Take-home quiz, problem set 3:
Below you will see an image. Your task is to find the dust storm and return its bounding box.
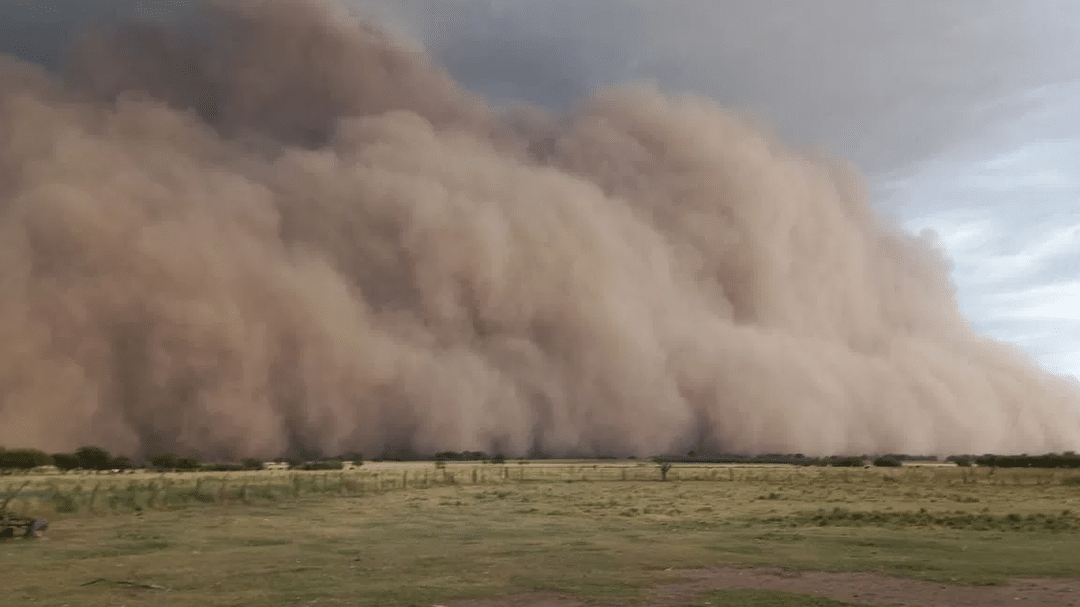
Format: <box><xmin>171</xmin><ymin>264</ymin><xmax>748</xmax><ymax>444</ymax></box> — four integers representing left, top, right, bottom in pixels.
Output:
<box><xmin>0</xmin><ymin>0</ymin><xmax>1077</xmax><ymax>460</ymax></box>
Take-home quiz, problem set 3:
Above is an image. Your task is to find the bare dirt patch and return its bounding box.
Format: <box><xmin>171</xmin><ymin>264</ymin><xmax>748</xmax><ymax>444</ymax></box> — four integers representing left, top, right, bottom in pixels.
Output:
<box><xmin>652</xmin><ymin>567</ymin><xmax>1080</xmax><ymax>606</ymax></box>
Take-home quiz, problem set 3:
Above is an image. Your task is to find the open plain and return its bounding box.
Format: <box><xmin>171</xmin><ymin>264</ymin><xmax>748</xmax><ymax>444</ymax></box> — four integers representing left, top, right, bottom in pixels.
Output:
<box><xmin>3</xmin><ymin>462</ymin><xmax>1080</xmax><ymax>606</ymax></box>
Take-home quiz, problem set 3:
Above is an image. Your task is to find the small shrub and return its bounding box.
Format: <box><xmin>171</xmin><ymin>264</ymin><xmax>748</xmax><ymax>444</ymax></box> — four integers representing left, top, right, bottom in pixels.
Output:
<box><xmin>204</xmin><ymin>463</ymin><xmax>244</xmax><ymax>472</ymax></box>
<box><xmin>175</xmin><ymin>457</ymin><xmax>201</xmax><ymax>471</ymax></box>
<box><xmin>52</xmin><ymin>453</ymin><xmax>80</xmax><ymax>472</ymax></box>
<box><xmin>75</xmin><ymin>446</ymin><xmax>112</xmax><ymax>471</ymax></box>
<box><xmin>150</xmin><ymin>454</ymin><xmax>178</xmax><ymax>471</ymax></box>
<box><xmin>301</xmin><ymin>459</ymin><xmax>343</xmax><ymax>471</ymax></box>
<box><xmin>241</xmin><ymin>458</ymin><xmax>264</xmax><ymax>470</ymax></box>
<box><xmin>0</xmin><ymin>448</ymin><xmax>53</xmax><ymax>471</ymax></box>
<box><xmin>658</xmin><ymin>462</ymin><xmax>672</xmax><ymax>481</ymax></box>
<box><xmin>111</xmin><ymin>456</ymin><xmax>133</xmax><ymax>471</ymax></box>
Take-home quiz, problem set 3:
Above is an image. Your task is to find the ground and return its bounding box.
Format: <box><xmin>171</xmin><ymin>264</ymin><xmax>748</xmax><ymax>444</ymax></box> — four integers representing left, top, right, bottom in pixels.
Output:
<box><xmin>443</xmin><ymin>568</ymin><xmax>1080</xmax><ymax>606</ymax></box>
<box><xmin>3</xmin><ymin>462</ymin><xmax>1080</xmax><ymax>605</ymax></box>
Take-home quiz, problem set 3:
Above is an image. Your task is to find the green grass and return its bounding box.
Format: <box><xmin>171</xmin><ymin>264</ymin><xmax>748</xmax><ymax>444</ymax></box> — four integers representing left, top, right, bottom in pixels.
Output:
<box><xmin>3</xmin><ymin>464</ymin><xmax>1080</xmax><ymax>605</ymax></box>
<box><xmin>686</xmin><ymin>590</ymin><xmax>873</xmax><ymax>606</ymax></box>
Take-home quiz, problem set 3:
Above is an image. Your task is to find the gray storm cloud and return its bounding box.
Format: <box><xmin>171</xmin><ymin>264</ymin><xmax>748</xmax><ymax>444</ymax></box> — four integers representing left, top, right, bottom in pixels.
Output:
<box><xmin>0</xmin><ymin>0</ymin><xmax>1078</xmax><ymax>459</ymax></box>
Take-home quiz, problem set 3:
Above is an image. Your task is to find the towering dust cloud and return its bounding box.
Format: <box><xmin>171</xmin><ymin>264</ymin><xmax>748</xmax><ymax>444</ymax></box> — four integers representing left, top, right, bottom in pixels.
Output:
<box><xmin>1</xmin><ymin>0</ymin><xmax>1078</xmax><ymax>460</ymax></box>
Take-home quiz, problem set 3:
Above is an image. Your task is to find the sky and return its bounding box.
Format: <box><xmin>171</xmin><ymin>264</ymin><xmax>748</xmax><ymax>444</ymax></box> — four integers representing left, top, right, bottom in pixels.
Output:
<box><xmin>355</xmin><ymin>0</ymin><xmax>1080</xmax><ymax>379</ymax></box>
<box><xmin>2</xmin><ymin>0</ymin><xmax>1078</xmax><ymax>379</ymax></box>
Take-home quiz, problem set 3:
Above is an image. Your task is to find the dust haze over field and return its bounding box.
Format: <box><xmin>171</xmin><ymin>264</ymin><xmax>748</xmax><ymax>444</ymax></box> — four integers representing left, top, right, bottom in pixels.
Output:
<box><xmin>0</xmin><ymin>0</ymin><xmax>1078</xmax><ymax>460</ymax></box>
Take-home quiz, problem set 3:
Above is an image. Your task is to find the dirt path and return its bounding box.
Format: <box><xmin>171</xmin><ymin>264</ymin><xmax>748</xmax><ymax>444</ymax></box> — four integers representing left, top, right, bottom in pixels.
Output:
<box><xmin>446</xmin><ymin>567</ymin><xmax>1080</xmax><ymax>607</ymax></box>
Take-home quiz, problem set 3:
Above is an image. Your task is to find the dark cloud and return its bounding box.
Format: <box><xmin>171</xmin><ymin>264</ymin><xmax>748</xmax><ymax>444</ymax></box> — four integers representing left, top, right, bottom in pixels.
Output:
<box><xmin>390</xmin><ymin>0</ymin><xmax>1080</xmax><ymax>176</ymax></box>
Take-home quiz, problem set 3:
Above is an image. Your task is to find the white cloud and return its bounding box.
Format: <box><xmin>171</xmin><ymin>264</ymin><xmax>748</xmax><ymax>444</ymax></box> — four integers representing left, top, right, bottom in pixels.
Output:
<box><xmin>990</xmin><ymin>283</ymin><xmax>1080</xmax><ymax>321</ymax></box>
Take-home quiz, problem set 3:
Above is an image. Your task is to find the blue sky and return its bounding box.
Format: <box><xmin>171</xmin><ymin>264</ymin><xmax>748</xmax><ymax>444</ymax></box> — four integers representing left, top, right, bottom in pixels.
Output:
<box><xmin>360</xmin><ymin>0</ymin><xmax>1080</xmax><ymax>379</ymax></box>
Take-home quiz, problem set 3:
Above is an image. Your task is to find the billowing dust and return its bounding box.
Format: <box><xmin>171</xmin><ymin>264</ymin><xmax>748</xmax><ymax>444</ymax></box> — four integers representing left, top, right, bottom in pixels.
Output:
<box><xmin>1</xmin><ymin>0</ymin><xmax>1077</xmax><ymax>459</ymax></box>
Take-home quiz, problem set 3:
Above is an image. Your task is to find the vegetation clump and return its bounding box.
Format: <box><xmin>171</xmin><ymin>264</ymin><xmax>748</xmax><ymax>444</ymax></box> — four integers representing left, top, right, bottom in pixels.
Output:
<box><xmin>761</xmin><ymin>507</ymin><xmax>1080</xmax><ymax>532</ymax></box>
<box><xmin>973</xmin><ymin>453</ymin><xmax>1080</xmax><ymax>469</ymax></box>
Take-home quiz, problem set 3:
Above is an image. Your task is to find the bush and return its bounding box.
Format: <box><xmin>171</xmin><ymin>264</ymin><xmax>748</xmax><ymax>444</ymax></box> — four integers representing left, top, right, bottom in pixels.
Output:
<box><xmin>274</xmin><ymin>457</ymin><xmax>301</xmax><ymax>469</ymax></box>
<box><xmin>150</xmin><ymin>454</ymin><xmax>178</xmax><ymax>470</ymax></box>
<box><xmin>241</xmin><ymin>458</ymin><xmax>264</xmax><ymax>470</ymax></box>
<box><xmin>75</xmin><ymin>446</ymin><xmax>112</xmax><ymax>471</ymax></box>
<box><xmin>434</xmin><ymin>451</ymin><xmax>489</xmax><ymax>462</ymax></box>
<box><xmin>0</xmin><ymin>448</ymin><xmax>52</xmax><ymax>471</ymax></box>
<box><xmin>52</xmin><ymin>453</ymin><xmax>80</xmax><ymax>472</ymax></box>
<box><xmin>175</xmin><ymin>457</ymin><xmax>201</xmax><ymax>471</ymax></box>
<box><xmin>301</xmin><ymin>459</ymin><xmax>344</xmax><ymax>470</ymax></box>
<box><xmin>872</xmin><ymin>456</ymin><xmax>903</xmax><ymax>467</ymax></box>
<box><xmin>205</xmin><ymin>463</ymin><xmax>244</xmax><ymax>472</ymax></box>
<box><xmin>336</xmin><ymin>452</ymin><xmax>364</xmax><ymax>465</ymax></box>
<box><xmin>111</xmin><ymin>456</ymin><xmax>133</xmax><ymax>471</ymax></box>
<box><xmin>973</xmin><ymin>453</ymin><xmax>1080</xmax><ymax>469</ymax></box>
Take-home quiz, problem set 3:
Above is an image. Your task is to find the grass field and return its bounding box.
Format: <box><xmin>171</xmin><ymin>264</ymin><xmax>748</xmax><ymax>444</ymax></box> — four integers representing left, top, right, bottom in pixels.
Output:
<box><xmin>4</xmin><ymin>462</ymin><xmax>1080</xmax><ymax>606</ymax></box>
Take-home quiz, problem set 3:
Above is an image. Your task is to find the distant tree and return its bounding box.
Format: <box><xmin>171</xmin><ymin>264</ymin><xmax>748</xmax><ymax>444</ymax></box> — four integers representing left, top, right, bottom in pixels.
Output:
<box><xmin>75</xmin><ymin>446</ymin><xmax>112</xmax><ymax>471</ymax></box>
<box><xmin>273</xmin><ymin>456</ymin><xmax>300</xmax><ymax>468</ymax></box>
<box><xmin>175</xmin><ymin>457</ymin><xmax>201</xmax><ymax>471</ymax></box>
<box><xmin>205</xmin><ymin>463</ymin><xmax>244</xmax><ymax>471</ymax></box>
<box><xmin>872</xmin><ymin>456</ymin><xmax>903</xmax><ymax>468</ymax></box>
<box><xmin>434</xmin><ymin>451</ymin><xmax>489</xmax><ymax>462</ymax></box>
<box><xmin>52</xmin><ymin>453</ymin><xmax>80</xmax><ymax>472</ymax></box>
<box><xmin>336</xmin><ymin>452</ymin><xmax>363</xmax><ymax>465</ymax></box>
<box><xmin>0</xmin><ymin>448</ymin><xmax>52</xmax><ymax>471</ymax></box>
<box><xmin>111</xmin><ymin>456</ymin><xmax>133</xmax><ymax>471</ymax></box>
<box><xmin>488</xmin><ymin>454</ymin><xmax>506</xmax><ymax>464</ymax></box>
<box><xmin>241</xmin><ymin>458</ymin><xmax>264</xmax><ymax>470</ymax></box>
<box><xmin>301</xmin><ymin>459</ymin><xmax>343</xmax><ymax>470</ymax></box>
<box><xmin>652</xmin><ymin>458</ymin><xmax>673</xmax><ymax>481</ymax></box>
<box><xmin>150</xmin><ymin>453</ymin><xmax>178</xmax><ymax>470</ymax></box>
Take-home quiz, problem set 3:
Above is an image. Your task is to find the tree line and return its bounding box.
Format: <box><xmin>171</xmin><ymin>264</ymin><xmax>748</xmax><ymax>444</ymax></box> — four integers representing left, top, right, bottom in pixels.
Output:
<box><xmin>0</xmin><ymin>446</ymin><xmax>122</xmax><ymax>473</ymax></box>
<box><xmin>0</xmin><ymin>446</ymin><xmax>511</xmax><ymax>473</ymax></box>
<box><xmin>5</xmin><ymin>445</ymin><xmax>1080</xmax><ymax>473</ymax></box>
<box><xmin>0</xmin><ymin>445</ymin><xmax>366</xmax><ymax>474</ymax></box>
<box><xmin>652</xmin><ymin>452</ymin><xmax>940</xmax><ymax>467</ymax></box>
<box><xmin>948</xmin><ymin>452</ymin><xmax>1080</xmax><ymax>469</ymax></box>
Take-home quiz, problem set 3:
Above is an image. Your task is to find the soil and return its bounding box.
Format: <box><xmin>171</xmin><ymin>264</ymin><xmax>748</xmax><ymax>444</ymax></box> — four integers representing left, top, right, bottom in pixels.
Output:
<box><xmin>444</xmin><ymin>567</ymin><xmax>1080</xmax><ymax>607</ymax></box>
<box><xmin>652</xmin><ymin>567</ymin><xmax>1080</xmax><ymax>606</ymax></box>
